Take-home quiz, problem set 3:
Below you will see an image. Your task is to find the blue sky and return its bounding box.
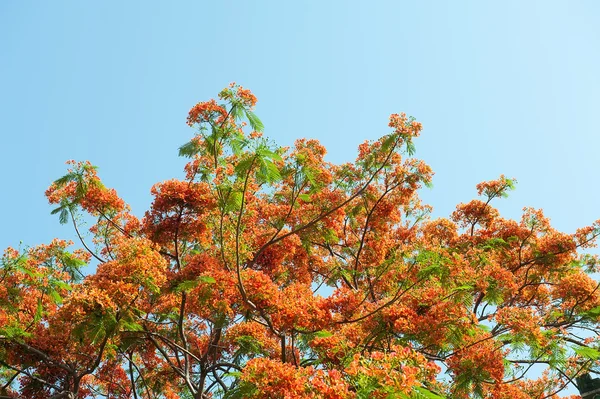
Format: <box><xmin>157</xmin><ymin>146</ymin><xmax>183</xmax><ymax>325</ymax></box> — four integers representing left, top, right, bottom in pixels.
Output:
<box><xmin>1</xmin><ymin>1</ymin><xmax>599</xmax><ymax>253</ymax></box>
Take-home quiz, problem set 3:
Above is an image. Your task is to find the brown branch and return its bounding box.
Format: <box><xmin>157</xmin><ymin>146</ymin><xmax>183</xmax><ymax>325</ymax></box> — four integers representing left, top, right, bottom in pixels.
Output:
<box><xmin>128</xmin><ymin>356</ymin><xmax>139</xmax><ymax>399</ymax></box>
<box><xmin>0</xmin><ymin>360</ymin><xmax>62</xmax><ymax>392</ymax></box>
<box><xmin>3</xmin><ymin>340</ymin><xmax>73</xmax><ymax>374</ymax></box>
<box><xmin>250</xmin><ymin>132</ymin><xmax>405</xmax><ymax>270</ymax></box>
<box><xmin>82</xmin><ymin>326</ymin><xmax>112</xmax><ymax>376</ymax></box>
<box><xmin>353</xmin><ymin>183</ymin><xmax>398</xmax><ymax>290</ymax></box>
<box><xmin>338</xmin><ymin>276</ymin><xmax>426</xmax><ymax>324</ymax></box>
<box><xmin>69</xmin><ymin>208</ymin><xmax>105</xmax><ymax>264</ymax></box>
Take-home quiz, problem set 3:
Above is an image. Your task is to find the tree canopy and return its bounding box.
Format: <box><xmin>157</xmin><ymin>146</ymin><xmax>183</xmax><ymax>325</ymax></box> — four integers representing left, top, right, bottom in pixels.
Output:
<box><xmin>2</xmin><ymin>84</ymin><xmax>600</xmax><ymax>399</ymax></box>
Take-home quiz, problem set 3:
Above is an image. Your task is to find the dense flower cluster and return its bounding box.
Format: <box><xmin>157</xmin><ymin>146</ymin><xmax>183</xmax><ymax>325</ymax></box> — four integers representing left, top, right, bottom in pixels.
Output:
<box><xmin>2</xmin><ymin>85</ymin><xmax>599</xmax><ymax>398</ymax></box>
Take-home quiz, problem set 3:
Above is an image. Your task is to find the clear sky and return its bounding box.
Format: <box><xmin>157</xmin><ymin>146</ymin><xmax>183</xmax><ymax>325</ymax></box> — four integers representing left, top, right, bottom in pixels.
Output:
<box><xmin>2</xmin><ymin>1</ymin><xmax>599</xmax><ymax>251</ymax></box>
<box><xmin>1</xmin><ymin>1</ymin><xmax>599</xmax><ymax>395</ymax></box>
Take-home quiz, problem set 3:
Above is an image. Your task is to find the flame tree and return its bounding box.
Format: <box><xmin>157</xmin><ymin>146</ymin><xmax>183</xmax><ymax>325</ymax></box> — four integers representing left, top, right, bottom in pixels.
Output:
<box><xmin>2</xmin><ymin>84</ymin><xmax>600</xmax><ymax>399</ymax></box>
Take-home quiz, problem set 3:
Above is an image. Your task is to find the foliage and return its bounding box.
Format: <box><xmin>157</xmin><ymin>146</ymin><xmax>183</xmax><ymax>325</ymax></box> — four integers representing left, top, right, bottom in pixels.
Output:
<box><xmin>1</xmin><ymin>83</ymin><xmax>600</xmax><ymax>399</ymax></box>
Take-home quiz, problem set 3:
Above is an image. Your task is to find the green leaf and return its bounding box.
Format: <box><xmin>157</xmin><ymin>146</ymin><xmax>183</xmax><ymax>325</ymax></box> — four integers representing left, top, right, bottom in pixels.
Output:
<box><xmin>61</xmin><ymin>252</ymin><xmax>87</xmax><ymax>269</ymax></box>
<box><xmin>34</xmin><ymin>297</ymin><xmax>43</xmax><ymax>322</ymax></box>
<box><xmin>224</xmin><ymin>371</ymin><xmax>242</xmax><ymax>378</ymax></box>
<box><xmin>53</xmin><ymin>172</ymin><xmax>76</xmax><ymax>187</ymax></box>
<box><xmin>59</xmin><ymin>208</ymin><xmax>69</xmax><ymax>224</ymax></box>
<box><xmin>53</xmin><ymin>280</ymin><xmax>73</xmax><ymax>291</ymax></box>
<box><xmin>225</xmin><ymin>191</ymin><xmax>243</xmax><ymax>212</ymax></box>
<box><xmin>412</xmin><ymin>387</ymin><xmax>446</xmax><ymax>399</ymax></box>
<box><xmin>245</xmin><ymin>110</ymin><xmax>264</xmax><ymax>132</ymax></box>
<box><xmin>0</xmin><ymin>324</ymin><xmax>30</xmax><ymax>339</ymax></box>
<box><xmin>323</xmin><ymin>228</ymin><xmax>339</xmax><ymax>244</ymax></box>
<box><xmin>235</xmin><ymin>156</ymin><xmax>255</xmax><ymax>177</ymax></box>
<box><xmin>205</xmin><ymin>127</ymin><xmax>226</xmax><ymax>157</ymax></box>
<box><xmin>381</xmin><ymin>134</ymin><xmax>397</xmax><ymax>152</ymax></box>
<box><xmin>120</xmin><ymin>319</ymin><xmax>144</xmax><ymax>332</ymax></box>
<box><xmin>478</xmin><ymin>323</ymin><xmax>491</xmax><ymax>333</ymax></box>
<box><xmin>198</xmin><ymin>275</ymin><xmax>216</xmax><ymax>284</ymax></box>
<box><xmin>481</xmin><ymin>238</ymin><xmax>508</xmax><ymax>251</ymax></box>
<box><xmin>454</xmin><ymin>285</ymin><xmax>474</xmax><ymax>292</ymax></box>
<box><xmin>585</xmin><ymin>306</ymin><xmax>600</xmax><ymax>318</ymax></box>
<box><xmin>234</xmin><ymin>335</ymin><xmax>265</xmax><ymax>356</ymax></box>
<box><xmin>257</xmin><ymin>159</ymin><xmax>281</xmax><ymax>183</ymax></box>
<box><xmin>231</xmin><ymin>135</ymin><xmax>249</xmax><ymax>155</ymax></box>
<box><xmin>49</xmin><ymin>290</ymin><xmax>63</xmax><ymax>305</ymax></box>
<box><xmin>314</xmin><ymin>330</ymin><xmax>333</xmax><ymax>338</ymax></box>
<box><xmin>417</xmin><ymin>263</ymin><xmax>441</xmax><ymax>279</ymax></box>
<box><xmin>178</xmin><ymin>139</ymin><xmax>202</xmax><ymax>158</ymax></box>
<box><xmin>339</xmin><ymin>268</ymin><xmax>354</xmax><ymax>284</ymax></box>
<box><xmin>256</xmin><ymin>147</ymin><xmax>282</xmax><ymax>162</ymax></box>
<box><xmin>298</xmin><ymin>193</ymin><xmax>311</xmax><ymax>202</ymax></box>
<box><xmin>231</xmin><ymin>103</ymin><xmax>246</xmax><ymax>121</ymax></box>
<box><xmin>50</xmin><ymin>206</ymin><xmax>64</xmax><ymax>215</ymax></box>
<box><xmin>175</xmin><ymin>276</ymin><xmax>215</xmax><ymax>293</ymax></box>
<box><xmin>405</xmin><ymin>140</ymin><xmax>416</xmax><ymax>156</ymax></box>
<box><xmin>175</xmin><ymin>280</ymin><xmax>200</xmax><ymax>293</ymax></box>
<box><xmin>574</xmin><ymin>346</ymin><xmax>600</xmax><ymax>360</ymax></box>
<box><xmin>16</xmin><ymin>262</ymin><xmax>41</xmax><ymax>279</ymax></box>
<box><xmin>75</xmin><ymin>179</ymin><xmax>87</xmax><ymax>198</ymax></box>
